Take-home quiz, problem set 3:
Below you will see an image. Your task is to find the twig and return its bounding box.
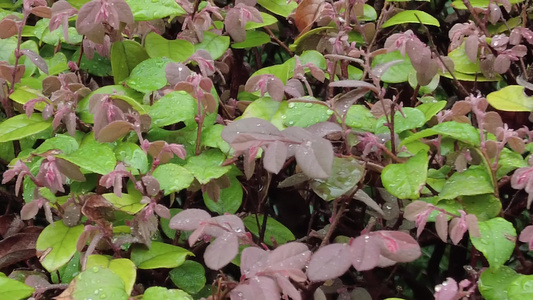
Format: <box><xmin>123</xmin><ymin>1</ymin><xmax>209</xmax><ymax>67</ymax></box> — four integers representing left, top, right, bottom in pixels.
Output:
<box><xmin>320</xmin><ymin>197</ymin><xmax>349</xmax><ymax>247</ymax></box>
<box><xmin>264</xmin><ymin>27</ymin><xmax>293</xmax><ymax>57</ymax></box>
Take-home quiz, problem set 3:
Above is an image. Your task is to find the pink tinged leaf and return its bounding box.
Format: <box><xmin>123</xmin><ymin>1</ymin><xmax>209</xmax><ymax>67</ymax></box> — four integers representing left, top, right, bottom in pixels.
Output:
<box><xmin>263</xmin><ymin>140</ymin><xmax>288</xmax><ymax>174</ymax></box>
<box><xmin>488</xmin><ymin>3</ymin><xmax>501</xmax><ymax>25</ymax></box>
<box><xmin>434</xmin><ymin>278</ymin><xmax>459</xmax><ymax>300</ymax></box>
<box><xmin>204</xmin><ymin>232</ymin><xmax>239</xmax><ymax>270</ymax></box>
<box><xmin>435</xmin><ymin>213</ymin><xmax>449</xmax><ymax>243</ymax></box>
<box><xmin>403</xmin><ymin>200</ymin><xmax>431</xmax><ymax>221</ymax></box>
<box><xmin>19</xmin><ymin>49</ymin><xmax>48</xmax><ymax>75</ymax></box>
<box><xmin>241</xmin><ymin>246</ymin><xmax>269</xmax><ymax>278</ymax></box>
<box><xmin>511</xmin><ymin>167</ymin><xmax>533</xmax><ymax>190</ymax></box>
<box><xmin>376</xmin><ymin>255</ymin><xmax>396</xmax><ymax>268</ymax></box>
<box><xmin>166</xmin><ymin>143</ymin><xmax>187</xmax><ymax>160</ymax></box>
<box><xmin>0</xmin><ymin>18</ymin><xmax>17</xmax><ymax>39</ymax></box>
<box><xmin>448</xmin><ymin>217</ymin><xmax>468</xmax><ymax>245</ymax></box>
<box><xmin>204</xmin><ymin>214</ymin><xmax>246</xmax><ymax>237</ymax></box>
<box><xmin>519</xmin><ymin>225</ymin><xmax>533</xmax><ymax>251</ymax></box>
<box><xmin>376</xmin><ymin>231</ymin><xmax>421</xmax><ymax>263</ymax></box>
<box><xmin>511</xmin><ymin>45</ymin><xmax>528</xmax><ymax>58</ymax></box>
<box><xmin>221</xmin><ymin>118</ymin><xmax>282</xmax><ymax>145</ymax></box>
<box><xmin>274</xmin><ymin>274</ymin><xmax>301</xmax><ymax>300</ymax></box>
<box><xmin>249</xmin><ymin>276</ymin><xmax>281</xmax><ymax>300</ymax></box>
<box><xmin>95</xmin><ymin>120</ymin><xmax>133</xmax><ymax>142</ymax></box>
<box><xmin>353</xmin><ymin>190</ymin><xmax>384</xmax><ymax>216</ymax></box>
<box><xmin>307</xmin><ymin>243</ymin><xmax>352</xmax><ymax>281</ymax></box>
<box><xmin>165</xmin><ymin>62</ymin><xmax>191</xmax><ymax>86</ymax></box>
<box><xmin>168</xmin><ymin>208</ymin><xmax>211</xmax><ymax>231</ymax></box>
<box><xmin>284</xmin><ymin>79</ymin><xmax>305</xmax><ymax>99</ymax></box>
<box><xmin>21</xmin><ymin>200</ymin><xmax>42</xmax><ymax>220</ymax></box>
<box><xmin>464</xmin><ymin>35</ymin><xmax>479</xmax><ymax>64</ymax></box>
<box><xmin>265</xmin><ymin>77</ymin><xmax>285</xmax><ymax>102</ymax></box>
<box><xmin>465</xmin><ymin>214</ymin><xmax>481</xmax><ymax>238</ymax></box>
<box><xmin>76</xmin><ymin>1</ymin><xmax>106</xmax><ymax>44</ymax></box>
<box><xmin>328</xmin><ymin>80</ymin><xmax>379</xmax><ymax>93</ymax></box>
<box><xmin>350</xmin><ymin>235</ymin><xmax>382</xmax><ymax>271</ymax></box>
<box><xmin>188</xmin><ymin>225</ymin><xmax>206</xmax><ymax>247</ymax></box>
<box><xmin>55</xmin><ymin>158</ymin><xmax>86</xmax><ymax>182</ymax></box>
<box><xmin>267</xmin><ymin>242</ymin><xmax>311</xmax><ymax>271</ymax></box>
<box><xmin>230</xmin><ymin>283</ymin><xmax>255</xmax><ymax>300</ymax></box>
<box><xmin>494</xmin><ymin>55</ymin><xmax>511</xmax><ymax>74</ymax></box>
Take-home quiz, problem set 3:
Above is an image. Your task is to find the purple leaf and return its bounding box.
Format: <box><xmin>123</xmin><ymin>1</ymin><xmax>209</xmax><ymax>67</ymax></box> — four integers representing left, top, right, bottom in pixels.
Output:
<box><xmin>435</xmin><ymin>213</ymin><xmax>449</xmax><ymax>243</ymax></box>
<box><xmin>221</xmin><ymin>118</ymin><xmax>282</xmax><ymax>145</ymax></box>
<box><xmin>307</xmin><ymin>243</ymin><xmax>352</xmax><ymax>281</ymax></box>
<box><xmin>263</xmin><ymin>140</ymin><xmax>288</xmax><ymax>174</ymax></box>
<box><xmin>350</xmin><ymin>234</ymin><xmax>382</xmax><ymax>271</ymax></box>
<box><xmin>204</xmin><ymin>232</ymin><xmax>239</xmax><ymax>270</ymax></box>
<box><xmin>376</xmin><ymin>231</ymin><xmax>421</xmax><ymax>263</ymax></box>
<box><xmin>95</xmin><ymin>120</ymin><xmax>133</xmax><ymax>143</ymax></box>
<box><xmin>305</xmin><ymin>122</ymin><xmax>342</xmax><ymax>138</ymax></box>
<box><xmin>241</xmin><ymin>247</ymin><xmax>269</xmax><ymax>278</ymax></box>
<box><xmin>434</xmin><ymin>278</ymin><xmax>459</xmax><ymax>300</ymax></box>
<box><xmin>519</xmin><ymin>225</ymin><xmax>533</xmax><ymax>250</ymax></box>
<box><xmin>274</xmin><ymin>274</ymin><xmax>301</xmax><ymax>300</ymax></box>
<box><xmin>266</xmin><ymin>242</ymin><xmax>311</xmax><ymax>271</ymax></box>
<box><xmin>249</xmin><ymin>276</ymin><xmax>281</xmax><ymax>300</ymax></box>
<box><xmin>328</xmin><ymin>80</ymin><xmax>379</xmax><ymax>93</ymax></box>
<box><xmin>449</xmin><ymin>214</ymin><xmax>468</xmax><ymax>245</ymax></box>
<box><xmin>230</xmin><ymin>283</ymin><xmax>255</xmax><ymax>300</ymax></box>
<box><xmin>204</xmin><ymin>215</ymin><xmax>245</xmax><ymax>237</ymax></box>
<box><xmin>19</xmin><ymin>49</ymin><xmax>48</xmax><ymax>75</ymax></box>
<box><xmin>21</xmin><ymin>200</ymin><xmax>42</xmax><ymax>220</ymax></box>
<box><xmin>169</xmin><ymin>209</ymin><xmax>211</xmax><ymax>231</ymax></box>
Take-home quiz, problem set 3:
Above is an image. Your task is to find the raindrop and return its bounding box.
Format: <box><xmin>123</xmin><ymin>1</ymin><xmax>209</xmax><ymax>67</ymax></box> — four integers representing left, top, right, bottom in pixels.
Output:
<box><xmin>304</xmin><ymin>103</ymin><xmax>312</xmax><ymax>108</ymax></box>
<box><xmin>92</xmin><ymin>266</ymin><xmax>99</xmax><ymax>273</ymax></box>
<box><xmin>288</xmin><ymin>121</ymin><xmax>294</xmax><ymax>126</ymax></box>
<box><xmin>280</xmin><ymin>115</ymin><xmax>287</xmax><ymax>119</ymax></box>
<box><xmin>288</xmin><ymin>102</ymin><xmax>296</xmax><ymax>108</ymax></box>
<box><xmin>326</xmin><ymin>109</ymin><xmax>334</xmax><ymax>115</ymax></box>
<box><xmin>99</xmin><ymin>293</ymin><xmax>107</xmax><ymax>299</ymax></box>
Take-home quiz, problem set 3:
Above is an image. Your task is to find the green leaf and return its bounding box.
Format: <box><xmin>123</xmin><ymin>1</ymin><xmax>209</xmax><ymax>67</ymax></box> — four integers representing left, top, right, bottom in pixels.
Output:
<box><xmin>507</xmin><ymin>275</ymin><xmax>533</xmax><ymax>299</ymax></box>
<box><xmin>487</xmin><ymin>85</ymin><xmax>533</xmax><ymax>112</ymax></box>
<box><xmin>169</xmin><ymin>261</ymin><xmax>206</xmax><ymax>294</ymax></box>
<box><xmin>400</xmin><ymin>121</ymin><xmax>481</xmax><ymax>146</ymax></box>
<box><xmin>451</xmin><ymin>0</ymin><xmax>524</xmax><ymax>9</ymax></box>
<box><xmin>448</xmin><ymin>42</ymin><xmax>481</xmax><ymax>74</ymax></box>
<box><xmin>126</xmin><ymin>57</ymin><xmax>172</xmax><ymax>93</ymax></box>
<box><xmin>143</xmin><ymin>287</ymin><xmax>193</xmax><ymax>300</ymax></box>
<box><xmin>35</xmin><ymin>221</ymin><xmax>84</xmax><ymax>272</ymax></box>
<box><xmin>440</xmin><ymin>70</ymin><xmax>500</xmax><ymax>82</ymax></box>
<box><xmin>130</xmin><ymin>242</ymin><xmax>192</xmax><ymax>269</ymax></box>
<box><xmin>145</xmin><ymin>32</ymin><xmax>194</xmax><ymax>62</ymax></box>
<box><xmin>497</xmin><ymin>148</ymin><xmax>528</xmax><ymax>178</ymax></box>
<box><xmin>371</xmin><ymin>50</ymin><xmax>414</xmax><ymax>83</ymax></box>
<box><xmin>111</xmin><ymin>40</ymin><xmax>149</xmax><ymax>84</ymax></box>
<box><xmin>195</xmin><ymin>31</ymin><xmax>230</xmax><ymax>60</ymax></box>
<box><xmin>232</xmin><ymin>31</ymin><xmax>270</xmax><ymax>49</ymax></box>
<box><xmin>245</xmin><ymin>12</ymin><xmax>278</xmax><ymax>30</ymax></box>
<box><xmin>416</xmin><ymin>101</ymin><xmax>447</xmax><ymax>122</ymax></box>
<box><xmin>86</xmin><ymin>255</ymin><xmax>137</xmax><ymax>295</ymax></box>
<box><xmin>310</xmin><ymin>157</ymin><xmax>365</xmax><ymax>201</ymax></box>
<box><xmin>344</xmin><ymin>105</ymin><xmax>376</xmax><ymax>132</ymax></box>
<box><xmin>382</xmin><ymin>10</ymin><xmax>440</xmax><ymax>28</ymax></box>
<box><xmin>375</xmin><ymin>107</ymin><xmax>426</xmax><ymax>134</ymax></box>
<box><xmin>381</xmin><ymin>151</ymin><xmax>428</xmax><ymax>199</ymax></box>
<box><xmin>46</xmin><ymin>52</ymin><xmax>69</xmax><ymax>75</ymax></box>
<box><xmin>148</xmin><ymin>91</ymin><xmax>197</xmax><ymax>128</ymax></box>
<box><xmin>102</xmin><ymin>193</ymin><xmax>147</xmax><ymax>214</ymax></box>
<box><xmin>289</xmin><ymin>26</ymin><xmax>334</xmax><ymax>53</ymax></box>
<box><xmin>115</xmin><ymin>142</ymin><xmax>149</xmax><ymax>175</ymax></box>
<box><xmin>201</xmin><ymin>124</ymin><xmax>231</xmax><ymax>153</ymax></box>
<box><xmin>461</xmin><ymin>194</ymin><xmax>502</xmax><ymax>221</ymax></box>
<box><xmin>34</xmin><ymin>134</ymin><xmax>79</xmax><ymax>155</ymax></box>
<box><xmin>58</xmin><ymin>252</ymin><xmax>81</xmax><ymax>284</ymax></box>
<box><xmin>160</xmin><ymin>208</ymin><xmax>182</xmax><ymax>239</ymax></box>
<box><xmin>439</xmin><ymin>165</ymin><xmax>494</xmax><ymax>200</ymax></box>
<box><xmin>153</xmin><ymin>163</ymin><xmax>195</xmax><ymax>195</ymax></box>
<box><xmin>470</xmin><ymin>217</ymin><xmax>516</xmax><ymax>268</ymax></box>
<box><xmin>78</xmin><ymin>51</ymin><xmax>112</xmax><ymax>77</ymax></box>
<box><xmin>0</xmin><ymin>37</ymin><xmax>17</xmax><ymax>62</ymax></box>
<box><xmin>185</xmin><ymin>149</ymin><xmax>232</xmax><ymax>184</ymax></box>
<box><xmin>0</xmin><ymin>114</ymin><xmax>52</xmax><ymax>143</ymax></box>
<box><xmin>241</xmin><ymin>97</ymin><xmax>281</xmax><ymax>121</ymax></box>
<box><xmin>0</xmin><ymin>274</ymin><xmax>34</xmax><ymax>300</ymax></box>
<box><xmin>257</xmin><ymin>0</ymin><xmax>298</xmax><ymax>17</ymax></box>
<box><xmin>479</xmin><ymin>266</ymin><xmax>519</xmax><ymax>300</ymax></box>
<box><xmin>125</xmin><ymin>0</ymin><xmax>186</xmax><ymax>20</ymax></box>
<box><xmin>283</xmin><ymin>101</ymin><xmax>333</xmax><ymax>127</ymax></box>
<box><xmin>58</xmin><ymin>141</ymin><xmax>116</xmax><ymax>175</ymax></box>
<box><xmin>203</xmin><ymin>172</ymin><xmax>243</xmax><ymax>214</ymax></box>
<box><xmin>243</xmin><ymin>215</ymin><xmax>295</xmax><ymax>247</ymax></box>
<box><xmin>72</xmin><ymin>267</ymin><xmax>128</xmax><ymax>300</ymax></box>
<box><xmin>10</xmin><ymin>86</ymin><xmax>45</xmax><ymax>111</ymax></box>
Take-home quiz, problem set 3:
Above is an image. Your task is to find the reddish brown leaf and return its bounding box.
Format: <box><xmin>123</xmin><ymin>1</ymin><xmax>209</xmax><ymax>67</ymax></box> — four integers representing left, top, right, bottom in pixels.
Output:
<box><xmin>0</xmin><ymin>231</ymin><xmax>41</xmax><ymax>268</ymax></box>
<box><xmin>294</xmin><ymin>0</ymin><xmax>325</xmax><ymax>33</ymax></box>
<box><xmin>0</xmin><ymin>18</ymin><xmax>18</xmax><ymax>39</ymax></box>
<box><xmin>95</xmin><ymin>120</ymin><xmax>133</xmax><ymax>143</ymax></box>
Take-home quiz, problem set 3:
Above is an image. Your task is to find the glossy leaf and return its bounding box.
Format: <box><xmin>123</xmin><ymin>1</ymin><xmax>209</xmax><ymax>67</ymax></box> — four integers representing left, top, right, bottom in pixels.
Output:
<box><xmin>243</xmin><ymin>215</ymin><xmax>295</xmax><ymax>247</ymax></box>
<box><xmin>439</xmin><ymin>166</ymin><xmax>494</xmax><ymax>200</ymax></box>
<box><xmin>470</xmin><ymin>217</ymin><xmax>516</xmax><ymax>268</ymax></box>
<box><xmin>111</xmin><ymin>40</ymin><xmax>149</xmax><ymax>84</ymax></box>
<box><xmin>400</xmin><ymin>121</ymin><xmax>481</xmax><ymax>146</ymax></box>
<box><xmin>70</xmin><ymin>267</ymin><xmax>128</xmax><ymax>300</ymax></box>
<box><xmin>145</xmin><ymin>32</ymin><xmax>194</xmax><ymax>62</ymax></box>
<box><xmin>487</xmin><ymin>85</ymin><xmax>533</xmax><ymax>112</ymax></box>
<box><xmin>461</xmin><ymin>194</ymin><xmax>502</xmax><ymax>221</ymax></box>
<box><xmin>448</xmin><ymin>42</ymin><xmax>481</xmax><ymax>75</ymax></box>
<box><xmin>283</xmin><ymin>101</ymin><xmax>333</xmax><ymax>127</ymax></box>
<box><xmin>102</xmin><ymin>193</ymin><xmax>146</xmax><ymax>214</ymax></box>
<box><xmin>232</xmin><ymin>30</ymin><xmax>270</xmax><ymax>49</ymax></box>
<box><xmin>153</xmin><ymin>163</ymin><xmax>195</xmax><ymax>195</ymax></box>
<box><xmin>381</xmin><ymin>151</ymin><xmax>428</xmax><ymax>199</ymax></box>
<box><xmin>86</xmin><ymin>255</ymin><xmax>136</xmax><ymax>295</ymax></box>
<box><xmin>58</xmin><ymin>141</ymin><xmax>117</xmax><ymax>175</ymax></box>
<box><xmin>35</xmin><ymin>221</ymin><xmax>84</xmax><ymax>272</ymax></box>
<box><xmin>125</xmin><ymin>0</ymin><xmax>186</xmax><ymax>20</ymax></box>
<box><xmin>382</xmin><ymin>10</ymin><xmax>440</xmax><ymax>28</ymax></box>
<box><xmin>258</xmin><ymin>0</ymin><xmax>298</xmax><ymax>17</ymax></box>
<box><xmin>142</xmin><ymin>286</ymin><xmax>192</xmax><ymax>300</ymax></box>
<box><xmin>307</xmin><ymin>243</ymin><xmax>352</xmax><ymax>281</ymax></box>
<box><xmin>130</xmin><ymin>242</ymin><xmax>192</xmax><ymax>269</ymax></box>
<box><xmin>507</xmin><ymin>275</ymin><xmax>533</xmax><ymax>299</ymax></box>
<box><xmin>185</xmin><ymin>149</ymin><xmax>232</xmax><ymax>184</ymax></box>
<box><xmin>126</xmin><ymin>57</ymin><xmax>172</xmax><ymax>93</ymax></box>
<box><xmin>203</xmin><ymin>174</ymin><xmax>243</xmax><ymax>214</ymax></box>
<box><xmin>374</xmin><ymin>107</ymin><xmax>426</xmax><ymax>134</ymax></box>
<box><xmin>0</xmin><ymin>273</ymin><xmax>34</xmax><ymax>300</ymax></box>
<box><xmin>115</xmin><ymin>142</ymin><xmax>149</xmax><ymax>175</ymax></box>
<box><xmin>345</xmin><ymin>105</ymin><xmax>377</xmax><ymax>132</ymax></box>
<box><xmin>148</xmin><ymin>91</ymin><xmax>197</xmax><ymax>128</ymax></box>
<box><xmin>169</xmin><ymin>261</ymin><xmax>206</xmax><ymax>294</ymax></box>
<box><xmin>311</xmin><ymin>156</ymin><xmax>364</xmax><ymax>201</ymax></box>
<box><xmin>371</xmin><ymin>50</ymin><xmax>414</xmax><ymax>83</ymax></box>
<box><xmin>0</xmin><ymin>114</ymin><xmax>52</xmax><ymax>143</ymax></box>
<box><xmin>34</xmin><ymin>134</ymin><xmax>79</xmax><ymax>155</ymax></box>
<box><xmin>195</xmin><ymin>31</ymin><xmax>230</xmax><ymax>60</ymax></box>
<box><xmin>479</xmin><ymin>266</ymin><xmax>519</xmax><ymax>300</ymax></box>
